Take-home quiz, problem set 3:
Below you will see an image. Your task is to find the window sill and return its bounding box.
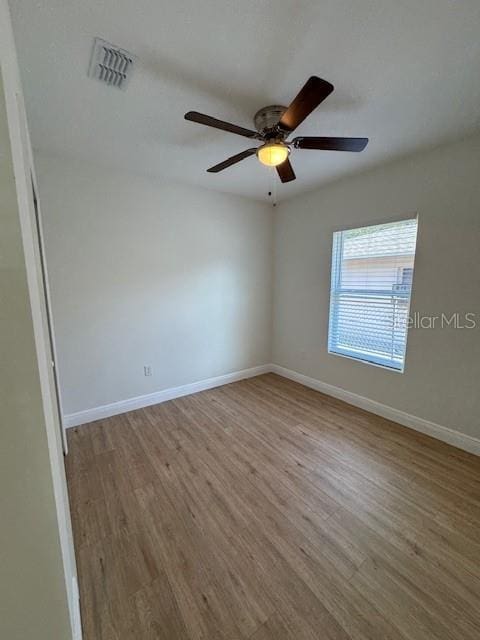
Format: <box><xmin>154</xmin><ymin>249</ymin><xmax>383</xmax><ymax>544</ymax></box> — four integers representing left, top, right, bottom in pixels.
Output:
<box><xmin>328</xmin><ymin>349</ymin><xmax>405</xmax><ymax>373</ymax></box>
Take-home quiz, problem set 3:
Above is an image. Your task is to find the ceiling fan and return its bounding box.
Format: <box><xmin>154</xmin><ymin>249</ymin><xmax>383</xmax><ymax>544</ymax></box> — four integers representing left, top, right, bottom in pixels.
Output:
<box><xmin>184</xmin><ymin>76</ymin><xmax>368</xmax><ymax>183</ymax></box>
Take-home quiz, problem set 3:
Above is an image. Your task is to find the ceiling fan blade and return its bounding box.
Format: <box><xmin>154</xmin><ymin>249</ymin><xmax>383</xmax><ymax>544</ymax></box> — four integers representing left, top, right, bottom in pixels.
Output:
<box><xmin>185</xmin><ymin>111</ymin><xmax>260</xmax><ymax>139</ymax></box>
<box><xmin>207</xmin><ymin>148</ymin><xmax>258</xmax><ymax>173</ymax></box>
<box><xmin>279</xmin><ymin>76</ymin><xmax>334</xmax><ymax>133</ymax></box>
<box><xmin>293</xmin><ymin>136</ymin><xmax>369</xmax><ymax>152</ymax></box>
<box><xmin>276</xmin><ymin>157</ymin><xmax>296</xmax><ymax>183</ymax></box>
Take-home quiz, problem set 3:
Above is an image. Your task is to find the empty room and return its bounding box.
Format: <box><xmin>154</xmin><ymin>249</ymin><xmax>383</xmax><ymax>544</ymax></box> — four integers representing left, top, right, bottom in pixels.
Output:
<box><xmin>1</xmin><ymin>0</ymin><xmax>480</xmax><ymax>638</ymax></box>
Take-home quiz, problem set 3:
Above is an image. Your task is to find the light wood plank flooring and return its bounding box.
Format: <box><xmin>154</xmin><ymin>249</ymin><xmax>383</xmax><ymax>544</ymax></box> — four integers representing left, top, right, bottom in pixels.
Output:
<box><xmin>66</xmin><ymin>373</ymin><xmax>480</xmax><ymax>640</ymax></box>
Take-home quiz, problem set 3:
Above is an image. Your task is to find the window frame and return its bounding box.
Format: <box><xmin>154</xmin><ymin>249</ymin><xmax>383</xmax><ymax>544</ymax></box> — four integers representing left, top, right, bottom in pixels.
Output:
<box><xmin>327</xmin><ymin>218</ymin><xmax>418</xmax><ymax>373</ymax></box>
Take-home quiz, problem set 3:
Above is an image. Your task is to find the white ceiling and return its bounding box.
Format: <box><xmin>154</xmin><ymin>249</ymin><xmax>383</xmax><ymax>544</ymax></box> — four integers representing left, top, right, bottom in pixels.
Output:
<box><xmin>10</xmin><ymin>0</ymin><xmax>480</xmax><ymax>203</ymax></box>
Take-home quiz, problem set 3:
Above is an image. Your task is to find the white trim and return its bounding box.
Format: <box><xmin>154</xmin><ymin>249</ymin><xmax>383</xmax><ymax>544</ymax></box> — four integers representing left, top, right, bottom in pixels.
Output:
<box><xmin>270</xmin><ymin>364</ymin><xmax>480</xmax><ymax>456</ymax></box>
<box><xmin>65</xmin><ymin>362</ymin><xmax>480</xmax><ymax>457</ymax></box>
<box><xmin>332</xmin><ymin>211</ymin><xmax>418</xmax><ymax>233</ymax></box>
<box><xmin>72</xmin><ymin>576</ymin><xmax>82</xmax><ymax>640</ymax></box>
<box><xmin>1</xmin><ymin>2</ymin><xmax>81</xmax><ymax>637</ymax></box>
<box><xmin>30</xmin><ymin>168</ymin><xmax>69</xmax><ymax>453</ymax></box>
<box><xmin>328</xmin><ymin>349</ymin><xmax>404</xmax><ymax>373</ymax></box>
<box><xmin>64</xmin><ymin>365</ymin><xmax>271</xmax><ymax>427</ymax></box>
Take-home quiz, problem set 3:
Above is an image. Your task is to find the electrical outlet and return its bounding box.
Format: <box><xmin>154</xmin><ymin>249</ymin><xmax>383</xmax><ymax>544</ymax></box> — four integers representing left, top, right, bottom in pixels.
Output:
<box><xmin>144</xmin><ymin>365</ymin><xmax>152</xmax><ymax>377</ymax></box>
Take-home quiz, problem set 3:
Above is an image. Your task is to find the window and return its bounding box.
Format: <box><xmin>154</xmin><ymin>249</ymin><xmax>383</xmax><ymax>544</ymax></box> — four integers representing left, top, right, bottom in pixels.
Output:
<box><xmin>328</xmin><ymin>218</ymin><xmax>418</xmax><ymax>371</ymax></box>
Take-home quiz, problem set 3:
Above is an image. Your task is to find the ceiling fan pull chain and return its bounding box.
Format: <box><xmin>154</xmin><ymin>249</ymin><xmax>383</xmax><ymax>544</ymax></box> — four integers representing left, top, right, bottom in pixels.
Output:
<box><xmin>272</xmin><ymin>168</ymin><xmax>277</xmax><ymax>207</ymax></box>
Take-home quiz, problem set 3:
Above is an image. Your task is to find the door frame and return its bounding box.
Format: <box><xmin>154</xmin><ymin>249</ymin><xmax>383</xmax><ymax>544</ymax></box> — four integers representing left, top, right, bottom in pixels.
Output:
<box><xmin>30</xmin><ymin>170</ymin><xmax>69</xmax><ymax>453</ymax></box>
<box><xmin>0</xmin><ymin>1</ymin><xmax>81</xmax><ymax>637</ymax></box>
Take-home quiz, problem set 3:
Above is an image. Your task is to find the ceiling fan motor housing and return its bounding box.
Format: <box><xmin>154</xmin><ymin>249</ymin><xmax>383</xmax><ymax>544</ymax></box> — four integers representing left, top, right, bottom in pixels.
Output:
<box><xmin>254</xmin><ymin>105</ymin><xmax>287</xmax><ymax>137</ymax></box>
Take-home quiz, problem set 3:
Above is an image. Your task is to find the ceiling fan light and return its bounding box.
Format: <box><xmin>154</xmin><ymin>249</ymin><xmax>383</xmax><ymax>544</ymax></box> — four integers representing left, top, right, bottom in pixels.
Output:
<box><xmin>257</xmin><ymin>142</ymin><xmax>289</xmax><ymax>167</ymax></box>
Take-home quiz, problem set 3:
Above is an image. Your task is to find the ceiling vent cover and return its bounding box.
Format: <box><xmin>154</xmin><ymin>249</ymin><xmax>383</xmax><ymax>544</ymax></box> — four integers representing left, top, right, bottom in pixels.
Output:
<box><xmin>88</xmin><ymin>38</ymin><xmax>134</xmax><ymax>90</ymax></box>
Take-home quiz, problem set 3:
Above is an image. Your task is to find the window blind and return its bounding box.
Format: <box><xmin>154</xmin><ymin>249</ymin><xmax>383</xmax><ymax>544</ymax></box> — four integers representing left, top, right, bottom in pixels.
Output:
<box><xmin>328</xmin><ymin>218</ymin><xmax>418</xmax><ymax>371</ymax></box>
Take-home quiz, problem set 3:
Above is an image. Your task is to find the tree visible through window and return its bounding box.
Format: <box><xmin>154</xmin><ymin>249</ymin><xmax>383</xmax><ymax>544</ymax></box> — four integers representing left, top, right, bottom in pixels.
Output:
<box><xmin>328</xmin><ymin>218</ymin><xmax>418</xmax><ymax>371</ymax></box>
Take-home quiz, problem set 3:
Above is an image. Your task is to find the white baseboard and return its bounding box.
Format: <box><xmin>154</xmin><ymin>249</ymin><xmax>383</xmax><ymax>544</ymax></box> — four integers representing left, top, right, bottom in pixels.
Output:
<box><xmin>64</xmin><ymin>362</ymin><xmax>480</xmax><ymax>457</ymax></box>
<box><xmin>270</xmin><ymin>364</ymin><xmax>480</xmax><ymax>457</ymax></box>
<box><xmin>63</xmin><ymin>364</ymin><xmax>271</xmax><ymax>428</ymax></box>
<box><xmin>71</xmin><ymin>575</ymin><xmax>82</xmax><ymax>640</ymax></box>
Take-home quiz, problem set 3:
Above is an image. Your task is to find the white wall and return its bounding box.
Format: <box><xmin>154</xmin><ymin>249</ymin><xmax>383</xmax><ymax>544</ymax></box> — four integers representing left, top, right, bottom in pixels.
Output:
<box><xmin>36</xmin><ymin>155</ymin><xmax>273</xmax><ymax>416</ymax></box>
<box><xmin>273</xmin><ymin>134</ymin><xmax>480</xmax><ymax>439</ymax></box>
<box><xmin>35</xmin><ymin>135</ymin><xmax>480</xmax><ymax>442</ymax></box>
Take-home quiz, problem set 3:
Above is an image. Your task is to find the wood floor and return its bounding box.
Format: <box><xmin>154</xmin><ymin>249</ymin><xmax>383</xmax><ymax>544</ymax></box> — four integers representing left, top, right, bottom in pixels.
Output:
<box><xmin>66</xmin><ymin>373</ymin><xmax>480</xmax><ymax>640</ymax></box>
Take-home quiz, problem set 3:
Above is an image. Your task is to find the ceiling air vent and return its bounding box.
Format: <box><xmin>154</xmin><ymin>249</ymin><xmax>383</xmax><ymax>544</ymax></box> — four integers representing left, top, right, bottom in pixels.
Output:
<box><xmin>88</xmin><ymin>38</ymin><xmax>134</xmax><ymax>90</ymax></box>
